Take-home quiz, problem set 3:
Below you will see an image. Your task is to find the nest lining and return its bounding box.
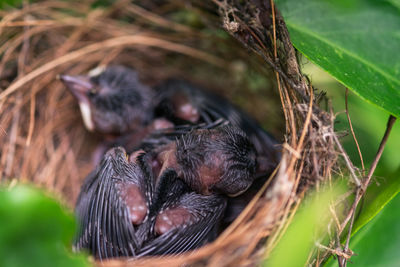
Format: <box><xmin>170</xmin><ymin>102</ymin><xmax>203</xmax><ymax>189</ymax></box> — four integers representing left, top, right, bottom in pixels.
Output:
<box><xmin>0</xmin><ymin>1</ymin><xmax>344</xmax><ymax>266</ymax></box>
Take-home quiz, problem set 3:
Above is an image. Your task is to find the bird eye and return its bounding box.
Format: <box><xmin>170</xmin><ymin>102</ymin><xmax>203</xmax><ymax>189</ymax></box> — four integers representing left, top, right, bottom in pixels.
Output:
<box><xmin>88</xmin><ymin>88</ymin><xmax>97</xmax><ymax>96</ymax></box>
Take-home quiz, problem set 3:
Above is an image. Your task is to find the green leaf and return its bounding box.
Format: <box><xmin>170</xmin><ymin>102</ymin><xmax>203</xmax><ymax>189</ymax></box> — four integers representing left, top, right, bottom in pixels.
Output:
<box><xmin>385</xmin><ymin>0</ymin><xmax>400</xmax><ymax>11</ymax></box>
<box><xmin>326</xmin><ymin>181</ymin><xmax>400</xmax><ymax>267</ymax></box>
<box><xmin>0</xmin><ymin>185</ymin><xmax>90</xmax><ymax>267</ymax></box>
<box><xmin>275</xmin><ymin>0</ymin><xmax>400</xmax><ymax>118</ymax></box>
<box><xmin>348</xmin><ymin>192</ymin><xmax>400</xmax><ymax>267</ymax></box>
<box><xmin>353</xmin><ymin>167</ymin><xmax>400</xmax><ymax>235</ymax></box>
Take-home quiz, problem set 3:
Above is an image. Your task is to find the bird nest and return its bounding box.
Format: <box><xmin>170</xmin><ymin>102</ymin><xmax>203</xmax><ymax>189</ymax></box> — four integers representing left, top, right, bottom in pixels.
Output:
<box><xmin>0</xmin><ymin>0</ymin><xmax>343</xmax><ymax>266</ymax></box>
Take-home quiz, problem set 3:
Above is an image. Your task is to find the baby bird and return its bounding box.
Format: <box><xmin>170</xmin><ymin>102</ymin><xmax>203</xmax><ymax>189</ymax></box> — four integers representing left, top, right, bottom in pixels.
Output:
<box><xmin>60</xmin><ymin>65</ymin><xmax>279</xmax><ymax>170</ymax></box>
<box><xmin>60</xmin><ymin>66</ymin><xmax>174</xmax><ymax>165</ymax></box>
<box><xmin>145</xmin><ymin>124</ymin><xmax>257</xmax><ymax>197</ymax></box>
<box><xmin>140</xmin><ymin>123</ymin><xmax>270</xmax><ymax>229</ymax></box>
<box><xmin>74</xmin><ymin>147</ymin><xmax>152</xmax><ymax>259</ymax></box>
<box><xmin>75</xmin><ymin>146</ymin><xmax>227</xmax><ymax>259</ymax></box>
<box><xmin>60</xmin><ymin>66</ymin><xmax>155</xmax><ymax>135</ymax></box>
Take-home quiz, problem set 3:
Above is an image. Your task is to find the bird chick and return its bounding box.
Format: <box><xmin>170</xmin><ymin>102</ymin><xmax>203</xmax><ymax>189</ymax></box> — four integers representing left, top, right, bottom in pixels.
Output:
<box><xmin>149</xmin><ymin>124</ymin><xmax>257</xmax><ymax>197</ymax></box>
<box><xmin>60</xmin><ymin>66</ymin><xmax>175</xmax><ymax>165</ymax></box>
<box><xmin>75</xmin><ymin>147</ymin><xmax>227</xmax><ymax>259</ymax></box>
<box><xmin>60</xmin><ymin>65</ymin><xmax>280</xmax><ymax>172</ymax></box>
<box><xmin>60</xmin><ymin>65</ymin><xmax>156</xmax><ymax>135</ymax></box>
<box><xmin>74</xmin><ymin>146</ymin><xmax>152</xmax><ymax>259</ymax></box>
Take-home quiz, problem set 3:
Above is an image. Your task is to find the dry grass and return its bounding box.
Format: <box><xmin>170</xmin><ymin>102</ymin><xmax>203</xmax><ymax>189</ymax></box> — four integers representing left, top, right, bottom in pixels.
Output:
<box><xmin>0</xmin><ymin>0</ymin><xmax>359</xmax><ymax>266</ymax></box>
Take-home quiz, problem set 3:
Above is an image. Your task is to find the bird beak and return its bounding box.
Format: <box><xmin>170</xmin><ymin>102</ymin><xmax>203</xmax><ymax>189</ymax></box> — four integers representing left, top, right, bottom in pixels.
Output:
<box><xmin>58</xmin><ymin>75</ymin><xmax>93</xmax><ymax>101</ymax></box>
<box><xmin>59</xmin><ymin>74</ymin><xmax>95</xmax><ymax>132</ymax></box>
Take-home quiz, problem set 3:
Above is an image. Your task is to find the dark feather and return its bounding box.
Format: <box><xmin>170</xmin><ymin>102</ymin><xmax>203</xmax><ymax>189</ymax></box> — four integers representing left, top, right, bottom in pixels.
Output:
<box><xmin>74</xmin><ymin>147</ymin><xmax>151</xmax><ymax>259</ymax></box>
<box><xmin>137</xmin><ymin>119</ymin><xmax>228</xmax><ymax>153</ymax></box>
<box><xmin>138</xmin><ymin>193</ymin><xmax>227</xmax><ymax>256</ymax></box>
<box><xmin>154</xmin><ymin>79</ymin><xmax>280</xmax><ymax>167</ymax></box>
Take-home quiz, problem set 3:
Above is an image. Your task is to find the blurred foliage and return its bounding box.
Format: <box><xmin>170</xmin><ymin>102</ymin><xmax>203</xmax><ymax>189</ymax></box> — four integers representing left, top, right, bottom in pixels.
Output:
<box><xmin>0</xmin><ymin>0</ymin><xmax>23</xmax><ymax>8</ymax></box>
<box><xmin>169</xmin><ymin>9</ymin><xmax>204</xmax><ymax>29</ymax></box>
<box><xmin>304</xmin><ymin>61</ymin><xmax>400</xmax><ymax>226</ymax></box>
<box><xmin>325</xmin><ymin>182</ymin><xmax>400</xmax><ymax>267</ymax></box>
<box><xmin>303</xmin><ymin>62</ymin><xmax>400</xmax><ymax>265</ymax></box>
<box><xmin>276</xmin><ymin>0</ymin><xmax>400</xmax><ymax>118</ymax></box>
<box><xmin>385</xmin><ymin>0</ymin><xmax>400</xmax><ymax>11</ymax></box>
<box><xmin>90</xmin><ymin>0</ymin><xmax>114</xmax><ymax>8</ymax></box>
<box><xmin>0</xmin><ymin>184</ymin><xmax>90</xmax><ymax>267</ymax></box>
<box><xmin>267</xmin><ymin>184</ymin><xmax>345</xmax><ymax>267</ymax></box>
<box><xmin>353</xmin><ymin>166</ymin><xmax>400</xmax><ymax>234</ymax></box>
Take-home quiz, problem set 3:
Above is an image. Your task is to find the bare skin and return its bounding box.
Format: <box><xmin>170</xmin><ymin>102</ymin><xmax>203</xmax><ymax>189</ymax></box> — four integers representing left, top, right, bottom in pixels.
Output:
<box><xmin>171</xmin><ymin>93</ymin><xmax>200</xmax><ymax>123</ymax></box>
<box><xmin>118</xmin><ymin>182</ymin><xmax>147</xmax><ymax>225</ymax></box>
<box><xmin>154</xmin><ymin>207</ymin><xmax>192</xmax><ymax>235</ymax></box>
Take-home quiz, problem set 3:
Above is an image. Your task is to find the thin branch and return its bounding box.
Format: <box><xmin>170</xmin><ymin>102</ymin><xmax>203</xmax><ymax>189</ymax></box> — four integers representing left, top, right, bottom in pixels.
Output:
<box><xmin>340</xmin><ymin>187</ymin><xmax>360</xmax><ymax>267</ymax></box>
<box><xmin>333</xmin><ymin>133</ymin><xmax>361</xmax><ymax>187</ymax></box>
<box><xmin>316</xmin><ymin>243</ymin><xmax>352</xmax><ymax>260</ymax></box>
<box><xmin>125</xmin><ymin>4</ymin><xmax>193</xmax><ymax>33</ymax></box>
<box><xmin>339</xmin><ymin>115</ymin><xmax>396</xmax><ymax>265</ymax></box>
<box><xmin>25</xmin><ymin>90</ymin><xmax>36</xmax><ymax>146</ymax></box>
<box><xmin>345</xmin><ymin>88</ymin><xmax>365</xmax><ymax>171</ymax></box>
<box><xmin>365</xmin><ymin>115</ymin><xmax>396</xmax><ymax>185</ymax></box>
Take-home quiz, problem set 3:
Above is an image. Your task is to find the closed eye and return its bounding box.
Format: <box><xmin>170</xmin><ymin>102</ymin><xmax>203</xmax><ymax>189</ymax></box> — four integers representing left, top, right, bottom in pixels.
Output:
<box><xmin>88</xmin><ymin>88</ymin><xmax>98</xmax><ymax>97</ymax></box>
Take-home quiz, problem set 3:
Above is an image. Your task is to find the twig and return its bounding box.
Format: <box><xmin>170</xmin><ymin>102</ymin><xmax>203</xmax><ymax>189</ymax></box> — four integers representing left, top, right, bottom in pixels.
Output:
<box><xmin>340</xmin><ymin>187</ymin><xmax>361</xmax><ymax>267</ymax></box>
<box><xmin>125</xmin><ymin>3</ymin><xmax>193</xmax><ymax>33</ymax></box>
<box><xmin>316</xmin><ymin>243</ymin><xmax>352</xmax><ymax>259</ymax></box>
<box><xmin>365</xmin><ymin>115</ymin><xmax>396</xmax><ymax>184</ymax></box>
<box><xmin>0</xmin><ymin>20</ymin><xmax>58</xmax><ymax>27</ymax></box>
<box><xmin>333</xmin><ymin>133</ymin><xmax>361</xmax><ymax>187</ymax></box>
<box><xmin>328</xmin><ymin>202</ymin><xmax>344</xmax><ymax>261</ymax></box>
<box><xmin>25</xmin><ymin>90</ymin><xmax>36</xmax><ymax>146</ymax></box>
<box><xmin>0</xmin><ymin>34</ymin><xmax>226</xmax><ymax>100</ymax></box>
<box><xmin>339</xmin><ymin>115</ymin><xmax>396</xmax><ymax>265</ymax></box>
<box><xmin>255</xmin><ymin>47</ymin><xmax>307</xmax><ymax>100</ymax></box>
<box><xmin>345</xmin><ymin>88</ymin><xmax>365</xmax><ymax>171</ymax></box>
<box><xmin>283</xmin><ymin>81</ymin><xmax>298</xmax><ymax>147</ymax></box>
<box><xmin>5</xmin><ymin>96</ymin><xmax>22</xmax><ymax>177</ymax></box>
<box><xmin>269</xmin><ymin>0</ymin><xmax>290</xmax><ymax>133</ymax></box>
